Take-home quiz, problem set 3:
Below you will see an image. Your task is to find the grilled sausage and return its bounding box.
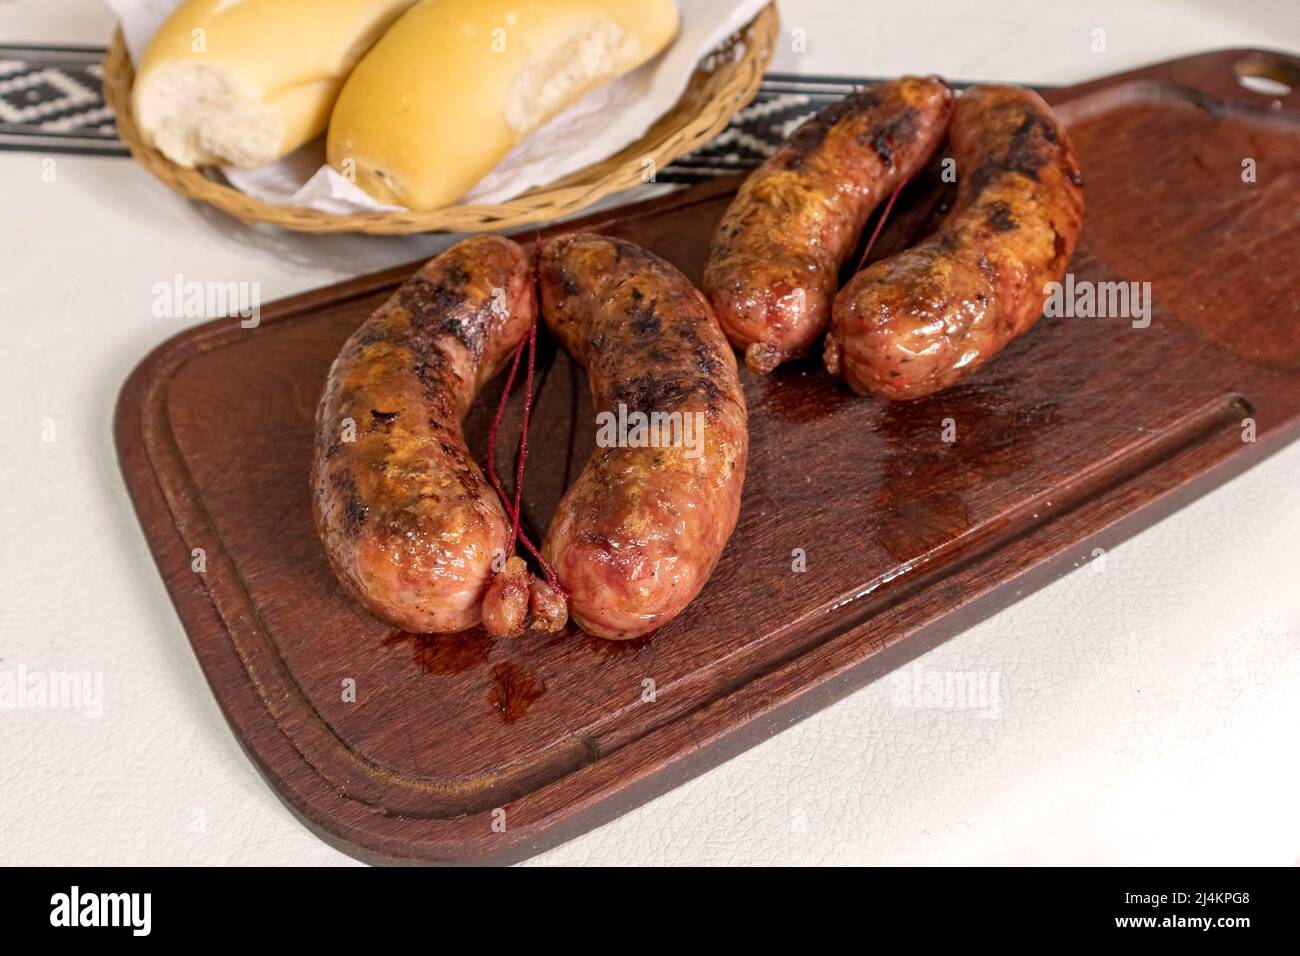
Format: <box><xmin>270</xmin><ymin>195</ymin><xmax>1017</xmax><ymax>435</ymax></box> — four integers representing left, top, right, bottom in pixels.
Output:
<box><xmin>538</xmin><ymin>234</ymin><xmax>748</xmax><ymax>640</ymax></box>
<box><xmin>311</xmin><ymin>236</ymin><xmax>534</xmax><ymax>633</ymax></box>
<box><xmin>824</xmin><ymin>85</ymin><xmax>1085</xmax><ymax>399</ymax></box>
<box><xmin>703</xmin><ymin>76</ymin><xmax>953</xmax><ymax>374</ymax></box>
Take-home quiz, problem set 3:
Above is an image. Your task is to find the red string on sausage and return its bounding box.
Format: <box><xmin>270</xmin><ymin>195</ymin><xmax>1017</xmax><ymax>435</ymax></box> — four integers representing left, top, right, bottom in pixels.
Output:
<box><xmin>486</xmin><ymin>335</ymin><xmax>524</xmax><ymax>539</ymax></box>
<box><xmin>855</xmin><ymin>78</ymin><xmax>958</xmax><ymax>275</ymax></box>
<box><xmin>855</xmin><ymin>178</ymin><xmax>906</xmax><ymax>274</ymax></box>
<box><xmin>485</xmin><ymin>264</ymin><xmax>566</xmax><ymax>596</ymax></box>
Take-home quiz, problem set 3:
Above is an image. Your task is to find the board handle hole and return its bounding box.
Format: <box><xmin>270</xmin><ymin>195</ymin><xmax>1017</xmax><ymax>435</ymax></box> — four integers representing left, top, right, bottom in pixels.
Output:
<box><xmin>1234</xmin><ymin>54</ymin><xmax>1299</xmax><ymax>97</ymax></box>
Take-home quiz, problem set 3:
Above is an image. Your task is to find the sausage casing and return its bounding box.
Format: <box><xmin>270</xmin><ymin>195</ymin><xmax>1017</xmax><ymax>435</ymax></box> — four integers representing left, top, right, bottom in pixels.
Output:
<box><xmin>539</xmin><ymin>234</ymin><xmax>749</xmax><ymax>640</ymax></box>
<box><xmin>703</xmin><ymin>76</ymin><xmax>953</xmax><ymax>374</ymax></box>
<box><xmin>825</xmin><ymin>85</ymin><xmax>1085</xmax><ymax>399</ymax></box>
<box><xmin>311</xmin><ymin>236</ymin><xmax>534</xmax><ymax>633</ymax></box>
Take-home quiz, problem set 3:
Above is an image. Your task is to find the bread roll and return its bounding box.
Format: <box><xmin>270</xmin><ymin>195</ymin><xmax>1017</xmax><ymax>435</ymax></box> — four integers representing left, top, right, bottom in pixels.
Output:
<box><xmin>134</xmin><ymin>0</ymin><xmax>416</xmax><ymax>168</ymax></box>
<box><xmin>327</xmin><ymin>0</ymin><xmax>680</xmax><ymax>210</ymax></box>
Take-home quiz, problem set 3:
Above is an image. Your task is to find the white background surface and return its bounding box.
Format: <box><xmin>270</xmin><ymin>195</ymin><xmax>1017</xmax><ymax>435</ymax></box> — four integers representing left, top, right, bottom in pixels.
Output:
<box><xmin>1</xmin><ymin>0</ymin><xmax>1298</xmax><ymax>866</ymax></box>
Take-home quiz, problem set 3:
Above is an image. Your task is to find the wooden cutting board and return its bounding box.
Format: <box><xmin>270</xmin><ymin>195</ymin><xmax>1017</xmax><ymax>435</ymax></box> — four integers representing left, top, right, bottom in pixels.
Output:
<box><xmin>115</xmin><ymin>50</ymin><xmax>1300</xmax><ymax>864</ymax></box>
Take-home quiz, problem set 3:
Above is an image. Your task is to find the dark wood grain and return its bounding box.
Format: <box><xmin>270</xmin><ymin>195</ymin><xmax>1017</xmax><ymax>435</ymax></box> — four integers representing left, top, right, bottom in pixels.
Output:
<box><xmin>115</xmin><ymin>50</ymin><xmax>1300</xmax><ymax>864</ymax></box>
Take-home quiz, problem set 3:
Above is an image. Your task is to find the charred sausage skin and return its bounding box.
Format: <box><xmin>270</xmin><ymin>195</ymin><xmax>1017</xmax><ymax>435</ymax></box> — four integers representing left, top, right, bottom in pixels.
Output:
<box><xmin>825</xmin><ymin>85</ymin><xmax>1085</xmax><ymax>400</ymax></box>
<box><xmin>703</xmin><ymin>76</ymin><xmax>953</xmax><ymax>374</ymax></box>
<box><xmin>311</xmin><ymin>236</ymin><xmax>534</xmax><ymax>633</ymax></box>
<box><xmin>539</xmin><ymin>234</ymin><xmax>748</xmax><ymax>640</ymax></box>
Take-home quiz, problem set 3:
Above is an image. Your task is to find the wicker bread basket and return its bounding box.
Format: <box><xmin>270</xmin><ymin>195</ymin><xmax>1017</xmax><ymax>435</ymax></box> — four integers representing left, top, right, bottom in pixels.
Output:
<box><xmin>100</xmin><ymin>3</ymin><xmax>777</xmax><ymax>234</ymax></box>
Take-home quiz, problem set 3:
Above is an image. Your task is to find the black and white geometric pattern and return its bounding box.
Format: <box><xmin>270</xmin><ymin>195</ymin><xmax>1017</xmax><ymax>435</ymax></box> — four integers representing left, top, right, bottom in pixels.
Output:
<box><xmin>0</xmin><ymin>44</ymin><xmax>127</xmax><ymax>156</ymax></box>
<box><xmin>656</xmin><ymin>73</ymin><xmax>871</xmax><ymax>183</ymax></box>
<box><xmin>0</xmin><ymin>45</ymin><xmax>982</xmax><ymax>179</ymax></box>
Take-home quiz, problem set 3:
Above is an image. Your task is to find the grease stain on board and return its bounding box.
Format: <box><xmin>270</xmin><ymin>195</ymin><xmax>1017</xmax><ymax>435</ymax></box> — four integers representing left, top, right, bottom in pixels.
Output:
<box><xmin>488</xmin><ymin>661</ymin><xmax>546</xmax><ymax>722</ymax></box>
<box><xmin>385</xmin><ymin>629</ymin><xmax>492</xmax><ymax>674</ymax></box>
<box><xmin>589</xmin><ymin>634</ymin><xmax>655</xmax><ymax>657</ymax></box>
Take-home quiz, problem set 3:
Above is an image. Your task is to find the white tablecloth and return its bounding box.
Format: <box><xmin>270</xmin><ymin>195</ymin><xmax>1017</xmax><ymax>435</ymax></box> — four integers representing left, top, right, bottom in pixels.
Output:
<box><xmin>2</xmin><ymin>0</ymin><xmax>1297</xmax><ymax>865</ymax></box>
